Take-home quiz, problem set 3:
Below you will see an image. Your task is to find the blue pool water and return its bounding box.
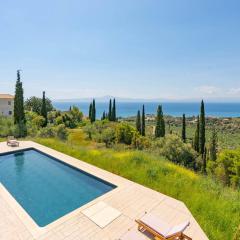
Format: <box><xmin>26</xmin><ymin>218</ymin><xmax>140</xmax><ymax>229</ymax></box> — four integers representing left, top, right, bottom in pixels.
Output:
<box><xmin>0</xmin><ymin>149</ymin><xmax>115</xmax><ymax>227</ymax></box>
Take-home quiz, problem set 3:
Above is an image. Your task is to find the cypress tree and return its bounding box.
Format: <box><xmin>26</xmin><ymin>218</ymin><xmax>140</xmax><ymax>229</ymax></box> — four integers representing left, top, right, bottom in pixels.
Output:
<box><xmin>136</xmin><ymin>110</ymin><xmax>141</xmax><ymax>134</ymax></box>
<box><xmin>155</xmin><ymin>105</ymin><xmax>165</xmax><ymax>137</ymax></box>
<box><xmin>14</xmin><ymin>70</ymin><xmax>25</xmax><ymax>124</ymax></box>
<box><xmin>168</xmin><ymin>121</ymin><xmax>171</xmax><ymax>134</ymax></box>
<box><xmin>182</xmin><ymin>113</ymin><xmax>186</xmax><ymax>143</ymax></box>
<box><xmin>141</xmin><ymin>105</ymin><xmax>145</xmax><ymax>136</ymax></box>
<box><xmin>155</xmin><ymin>106</ymin><xmax>161</xmax><ymax>137</ymax></box>
<box><xmin>209</xmin><ymin>127</ymin><xmax>217</xmax><ymax>161</ymax></box>
<box><xmin>13</xmin><ymin>71</ymin><xmax>19</xmax><ymax>124</ymax></box>
<box><xmin>41</xmin><ymin>91</ymin><xmax>48</xmax><ymax>127</ymax></box>
<box><xmin>102</xmin><ymin>111</ymin><xmax>106</xmax><ymax>120</ymax></box>
<box><xmin>108</xmin><ymin>99</ymin><xmax>112</xmax><ymax>121</ymax></box>
<box><xmin>202</xmin><ymin>147</ymin><xmax>207</xmax><ymax>174</ymax></box>
<box><xmin>199</xmin><ymin>100</ymin><xmax>206</xmax><ymax>155</ymax></box>
<box><xmin>161</xmin><ymin>107</ymin><xmax>165</xmax><ymax>137</ymax></box>
<box><xmin>112</xmin><ymin>98</ymin><xmax>116</xmax><ymax>121</ymax></box>
<box><xmin>193</xmin><ymin>116</ymin><xmax>200</xmax><ymax>152</ymax></box>
<box><xmin>89</xmin><ymin>103</ymin><xmax>92</xmax><ymax>120</ymax></box>
<box><xmin>91</xmin><ymin>99</ymin><xmax>96</xmax><ymax>123</ymax></box>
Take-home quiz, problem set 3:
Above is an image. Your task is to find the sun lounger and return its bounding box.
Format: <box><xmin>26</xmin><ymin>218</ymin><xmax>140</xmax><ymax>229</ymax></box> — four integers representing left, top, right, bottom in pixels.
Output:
<box><xmin>136</xmin><ymin>213</ymin><xmax>191</xmax><ymax>240</ymax></box>
<box><xmin>7</xmin><ymin>136</ymin><xmax>19</xmax><ymax>147</ymax></box>
<box><xmin>120</xmin><ymin>230</ymin><xmax>146</xmax><ymax>240</ymax></box>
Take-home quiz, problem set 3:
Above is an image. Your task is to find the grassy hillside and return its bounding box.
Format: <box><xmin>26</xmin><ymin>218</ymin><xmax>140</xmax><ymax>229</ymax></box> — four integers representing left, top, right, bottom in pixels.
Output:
<box><xmin>34</xmin><ymin>130</ymin><xmax>240</xmax><ymax>240</ymax></box>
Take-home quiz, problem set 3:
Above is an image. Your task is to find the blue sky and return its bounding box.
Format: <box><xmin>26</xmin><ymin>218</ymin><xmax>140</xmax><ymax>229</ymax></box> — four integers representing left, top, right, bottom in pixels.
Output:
<box><xmin>1</xmin><ymin>0</ymin><xmax>240</xmax><ymax>101</ymax></box>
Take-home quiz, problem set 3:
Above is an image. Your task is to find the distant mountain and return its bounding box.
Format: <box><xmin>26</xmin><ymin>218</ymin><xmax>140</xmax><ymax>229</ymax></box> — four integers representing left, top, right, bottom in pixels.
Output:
<box><xmin>54</xmin><ymin>95</ymin><xmax>179</xmax><ymax>103</ymax></box>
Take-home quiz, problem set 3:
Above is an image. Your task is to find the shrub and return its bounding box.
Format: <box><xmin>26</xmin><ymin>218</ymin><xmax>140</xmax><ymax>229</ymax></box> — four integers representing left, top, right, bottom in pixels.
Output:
<box><xmin>25</xmin><ymin>112</ymin><xmax>45</xmax><ymax>136</ymax></box>
<box><xmin>214</xmin><ymin>149</ymin><xmax>240</xmax><ymax>188</ymax></box>
<box><xmin>93</xmin><ymin>121</ymin><xmax>106</xmax><ymax>134</ymax></box>
<box><xmin>101</xmin><ymin>128</ymin><xmax>116</xmax><ymax>147</ymax></box>
<box><xmin>83</xmin><ymin>121</ymin><xmax>117</xmax><ymax>143</ymax></box>
<box><xmin>55</xmin><ymin>116</ymin><xmax>64</xmax><ymax>125</ymax></box>
<box><xmin>69</xmin><ymin>106</ymin><xmax>83</xmax><ymax>125</ymax></box>
<box><xmin>62</xmin><ymin>106</ymin><xmax>83</xmax><ymax>128</ymax></box>
<box><xmin>55</xmin><ymin>124</ymin><xmax>68</xmax><ymax>141</ymax></box>
<box><xmin>26</xmin><ymin>125</ymin><xmax>38</xmax><ymax>137</ymax></box>
<box><xmin>38</xmin><ymin>126</ymin><xmax>55</xmax><ymax>138</ymax></box>
<box><xmin>115</xmin><ymin>122</ymin><xmax>135</xmax><ymax>145</ymax></box>
<box><xmin>207</xmin><ymin>159</ymin><xmax>217</xmax><ymax>176</ymax></box>
<box><xmin>153</xmin><ymin>134</ymin><xmax>197</xmax><ymax>169</ymax></box>
<box><xmin>62</xmin><ymin>113</ymin><xmax>75</xmax><ymax>128</ymax></box>
<box><xmin>131</xmin><ymin>132</ymin><xmax>151</xmax><ymax>150</ymax></box>
<box><xmin>83</xmin><ymin>124</ymin><xmax>96</xmax><ymax>140</ymax></box>
<box><xmin>0</xmin><ymin>116</ymin><xmax>15</xmax><ymax>137</ymax></box>
<box><xmin>195</xmin><ymin>154</ymin><xmax>204</xmax><ymax>171</ymax></box>
<box><xmin>48</xmin><ymin>110</ymin><xmax>61</xmax><ymax>124</ymax></box>
<box><xmin>32</xmin><ymin>115</ymin><xmax>45</xmax><ymax>128</ymax></box>
<box><xmin>25</xmin><ymin>111</ymin><xmax>38</xmax><ymax>121</ymax></box>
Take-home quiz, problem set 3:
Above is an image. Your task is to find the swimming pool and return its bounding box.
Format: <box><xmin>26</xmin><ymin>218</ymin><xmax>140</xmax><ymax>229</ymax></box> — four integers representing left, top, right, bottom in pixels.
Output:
<box><xmin>0</xmin><ymin>148</ymin><xmax>115</xmax><ymax>227</ymax></box>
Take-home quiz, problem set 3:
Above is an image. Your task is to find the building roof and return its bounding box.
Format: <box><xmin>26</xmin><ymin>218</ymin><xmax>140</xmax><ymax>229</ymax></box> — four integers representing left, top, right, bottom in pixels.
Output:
<box><xmin>0</xmin><ymin>94</ymin><xmax>14</xmax><ymax>99</ymax></box>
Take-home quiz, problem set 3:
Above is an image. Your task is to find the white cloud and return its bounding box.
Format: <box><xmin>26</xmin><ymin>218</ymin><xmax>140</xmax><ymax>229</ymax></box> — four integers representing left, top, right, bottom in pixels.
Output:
<box><xmin>195</xmin><ymin>85</ymin><xmax>220</xmax><ymax>95</ymax></box>
<box><xmin>227</xmin><ymin>88</ymin><xmax>240</xmax><ymax>96</ymax></box>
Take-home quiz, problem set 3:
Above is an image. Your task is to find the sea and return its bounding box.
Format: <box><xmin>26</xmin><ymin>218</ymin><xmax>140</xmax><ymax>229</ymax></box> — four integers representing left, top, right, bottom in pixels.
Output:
<box><xmin>53</xmin><ymin>102</ymin><xmax>240</xmax><ymax>118</ymax></box>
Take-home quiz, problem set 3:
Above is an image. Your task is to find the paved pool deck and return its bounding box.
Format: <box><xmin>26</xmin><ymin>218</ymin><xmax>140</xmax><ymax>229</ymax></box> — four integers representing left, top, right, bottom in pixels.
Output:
<box><xmin>0</xmin><ymin>141</ymin><xmax>209</xmax><ymax>240</ymax></box>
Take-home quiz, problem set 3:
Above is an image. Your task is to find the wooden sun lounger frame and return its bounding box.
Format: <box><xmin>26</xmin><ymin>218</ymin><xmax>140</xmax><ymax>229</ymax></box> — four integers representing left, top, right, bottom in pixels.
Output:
<box><xmin>135</xmin><ymin>219</ymin><xmax>192</xmax><ymax>240</ymax></box>
<box><xmin>7</xmin><ymin>136</ymin><xmax>19</xmax><ymax>147</ymax></box>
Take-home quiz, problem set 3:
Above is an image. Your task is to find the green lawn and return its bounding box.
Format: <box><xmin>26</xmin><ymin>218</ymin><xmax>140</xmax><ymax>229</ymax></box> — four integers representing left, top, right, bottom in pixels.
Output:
<box><xmin>34</xmin><ymin>130</ymin><xmax>240</xmax><ymax>240</ymax></box>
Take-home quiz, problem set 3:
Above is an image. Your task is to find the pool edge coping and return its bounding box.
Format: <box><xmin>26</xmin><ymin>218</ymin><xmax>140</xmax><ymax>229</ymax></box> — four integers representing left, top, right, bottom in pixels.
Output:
<box><xmin>0</xmin><ymin>141</ymin><xmax>127</xmax><ymax>238</ymax></box>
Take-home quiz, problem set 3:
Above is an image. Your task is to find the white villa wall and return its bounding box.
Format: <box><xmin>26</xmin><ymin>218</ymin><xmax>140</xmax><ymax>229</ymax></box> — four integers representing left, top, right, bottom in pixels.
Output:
<box><xmin>0</xmin><ymin>98</ymin><xmax>14</xmax><ymax>116</ymax></box>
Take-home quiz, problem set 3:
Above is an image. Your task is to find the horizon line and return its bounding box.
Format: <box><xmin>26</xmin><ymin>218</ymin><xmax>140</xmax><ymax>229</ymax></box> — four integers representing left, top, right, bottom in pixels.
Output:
<box><xmin>52</xmin><ymin>96</ymin><xmax>240</xmax><ymax>103</ymax></box>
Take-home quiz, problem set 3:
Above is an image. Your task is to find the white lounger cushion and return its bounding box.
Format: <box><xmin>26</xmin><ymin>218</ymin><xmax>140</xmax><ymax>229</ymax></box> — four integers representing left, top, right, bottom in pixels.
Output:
<box><xmin>166</xmin><ymin>220</ymin><xmax>190</xmax><ymax>238</ymax></box>
<box><xmin>140</xmin><ymin>213</ymin><xmax>190</xmax><ymax>238</ymax></box>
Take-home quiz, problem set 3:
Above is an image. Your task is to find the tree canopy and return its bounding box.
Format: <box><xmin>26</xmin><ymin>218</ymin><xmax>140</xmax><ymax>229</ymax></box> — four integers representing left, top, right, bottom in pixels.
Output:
<box><xmin>25</xmin><ymin>96</ymin><xmax>54</xmax><ymax>114</ymax></box>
